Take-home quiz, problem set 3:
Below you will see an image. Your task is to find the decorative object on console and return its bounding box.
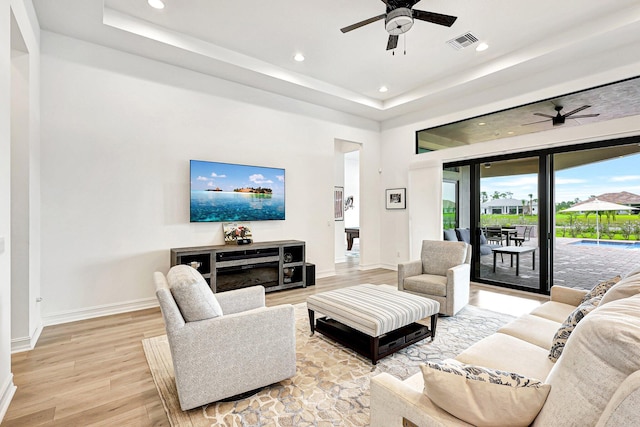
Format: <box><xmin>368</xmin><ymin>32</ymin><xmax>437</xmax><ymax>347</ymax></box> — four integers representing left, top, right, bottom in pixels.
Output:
<box><xmin>190</xmin><ymin>160</ymin><xmax>285</xmax><ymax>222</ymax></box>
<box><xmin>386</xmin><ymin>188</ymin><xmax>406</xmax><ymax>209</ymax></box>
<box><xmin>334</xmin><ymin>186</ymin><xmax>344</xmax><ymax>221</ymax></box>
<box><xmin>223</xmin><ymin>222</ymin><xmax>253</xmax><ymax>245</ymax></box>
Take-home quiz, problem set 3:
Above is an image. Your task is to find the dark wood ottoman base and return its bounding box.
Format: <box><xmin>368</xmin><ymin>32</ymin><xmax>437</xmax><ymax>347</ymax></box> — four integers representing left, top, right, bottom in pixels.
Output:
<box><xmin>308</xmin><ymin>309</ymin><xmax>438</xmax><ymax>364</ymax></box>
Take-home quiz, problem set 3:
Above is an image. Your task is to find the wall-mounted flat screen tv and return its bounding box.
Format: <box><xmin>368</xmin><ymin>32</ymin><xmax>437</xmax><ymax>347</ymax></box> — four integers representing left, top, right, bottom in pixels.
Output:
<box><xmin>190</xmin><ymin>160</ymin><xmax>285</xmax><ymax>222</ymax></box>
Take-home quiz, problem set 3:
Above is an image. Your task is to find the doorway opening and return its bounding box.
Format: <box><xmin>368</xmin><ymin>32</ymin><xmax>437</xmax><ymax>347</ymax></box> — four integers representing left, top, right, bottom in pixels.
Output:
<box><xmin>334</xmin><ymin>140</ymin><xmax>361</xmax><ymax>266</ymax></box>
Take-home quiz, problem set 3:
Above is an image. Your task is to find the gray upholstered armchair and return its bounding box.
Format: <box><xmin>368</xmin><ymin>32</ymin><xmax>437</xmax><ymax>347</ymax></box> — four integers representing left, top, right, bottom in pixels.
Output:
<box><xmin>398</xmin><ymin>240</ymin><xmax>471</xmax><ymax>316</ymax></box>
<box><xmin>154</xmin><ymin>266</ymin><xmax>296</xmax><ymax>410</ymax></box>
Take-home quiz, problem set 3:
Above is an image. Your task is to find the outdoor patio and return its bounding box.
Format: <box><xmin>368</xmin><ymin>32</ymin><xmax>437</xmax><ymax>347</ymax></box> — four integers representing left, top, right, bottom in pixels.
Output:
<box><xmin>479</xmin><ymin>237</ymin><xmax>640</xmax><ymax>290</ymax></box>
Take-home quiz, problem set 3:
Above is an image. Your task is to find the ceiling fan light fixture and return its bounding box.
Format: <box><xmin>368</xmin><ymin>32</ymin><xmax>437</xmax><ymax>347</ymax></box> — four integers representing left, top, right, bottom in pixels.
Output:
<box><xmin>385</xmin><ymin>8</ymin><xmax>414</xmax><ymax>35</ymax></box>
<box><xmin>147</xmin><ymin>0</ymin><xmax>165</xmax><ymax>10</ymax></box>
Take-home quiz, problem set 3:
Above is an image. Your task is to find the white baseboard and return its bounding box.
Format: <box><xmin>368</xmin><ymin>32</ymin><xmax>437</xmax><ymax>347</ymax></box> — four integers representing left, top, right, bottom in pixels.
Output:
<box><xmin>43</xmin><ymin>297</ymin><xmax>159</xmax><ymax>327</ymax></box>
<box><xmin>380</xmin><ymin>263</ymin><xmax>399</xmax><ymax>271</ymax></box>
<box><xmin>316</xmin><ymin>269</ymin><xmax>336</xmax><ymax>279</ymax></box>
<box><xmin>11</xmin><ymin>322</ymin><xmax>43</xmax><ymax>353</ymax></box>
<box><xmin>0</xmin><ymin>374</ymin><xmax>16</xmax><ymax>424</ymax></box>
<box><xmin>358</xmin><ymin>263</ymin><xmax>385</xmax><ymax>271</ymax></box>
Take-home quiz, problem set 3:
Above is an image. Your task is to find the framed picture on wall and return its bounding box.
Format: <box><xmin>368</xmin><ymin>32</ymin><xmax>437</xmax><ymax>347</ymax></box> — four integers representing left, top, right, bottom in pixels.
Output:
<box><xmin>386</xmin><ymin>188</ymin><xmax>406</xmax><ymax>210</ymax></box>
<box><xmin>334</xmin><ymin>186</ymin><xmax>344</xmax><ymax>221</ymax></box>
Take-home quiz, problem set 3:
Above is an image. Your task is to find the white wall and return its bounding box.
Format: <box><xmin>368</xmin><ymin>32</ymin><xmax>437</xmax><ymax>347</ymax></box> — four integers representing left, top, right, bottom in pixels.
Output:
<box><xmin>2</xmin><ymin>0</ymin><xmax>40</xmax><ymax>419</ymax></box>
<box><xmin>39</xmin><ymin>32</ymin><xmax>381</xmax><ymax>323</ymax></box>
<box><xmin>0</xmin><ymin>1</ymin><xmax>14</xmax><ymax>418</ymax></box>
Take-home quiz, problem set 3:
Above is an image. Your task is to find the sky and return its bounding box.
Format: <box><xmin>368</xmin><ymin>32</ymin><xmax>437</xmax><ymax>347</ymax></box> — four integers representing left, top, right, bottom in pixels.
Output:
<box><xmin>481</xmin><ymin>152</ymin><xmax>640</xmax><ymax>205</ymax></box>
<box><xmin>190</xmin><ymin>160</ymin><xmax>285</xmax><ymax>194</ymax></box>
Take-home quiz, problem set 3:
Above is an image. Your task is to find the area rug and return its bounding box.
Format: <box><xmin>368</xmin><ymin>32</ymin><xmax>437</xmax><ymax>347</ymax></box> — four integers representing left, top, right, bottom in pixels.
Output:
<box><xmin>143</xmin><ymin>303</ymin><xmax>514</xmax><ymax>427</ymax></box>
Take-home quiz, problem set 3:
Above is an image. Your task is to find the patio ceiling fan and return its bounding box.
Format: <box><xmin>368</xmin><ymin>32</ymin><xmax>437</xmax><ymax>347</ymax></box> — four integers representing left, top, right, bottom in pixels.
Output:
<box><xmin>522</xmin><ymin>105</ymin><xmax>600</xmax><ymax>126</ymax></box>
<box><xmin>340</xmin><ymin>0</ymin><xmax>458</xmax><ymax>50</ymax></box>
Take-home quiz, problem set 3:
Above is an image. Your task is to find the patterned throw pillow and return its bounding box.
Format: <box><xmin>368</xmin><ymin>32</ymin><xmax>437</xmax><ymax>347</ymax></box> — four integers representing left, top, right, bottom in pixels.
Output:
<box><xmin>421</xmin><ymin>359</ymin><xmax>550</xmax><ymax>427</ymax></box>
<box><xmin>549</xmin><ymin>296</ymin><xmax>602</xmax><ymax>362</ymax></box>
<box><xmin>581</xmin><ymin>276</ymin><xmax>621</xmax><ymax>303</ymax></box>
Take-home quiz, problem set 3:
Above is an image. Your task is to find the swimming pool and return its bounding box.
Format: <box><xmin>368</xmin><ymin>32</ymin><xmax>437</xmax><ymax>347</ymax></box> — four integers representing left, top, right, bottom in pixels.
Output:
<box><xmin>569</xmin><ymin>240</ymin><xmax>640</xmax><ymax>250</ymax></box>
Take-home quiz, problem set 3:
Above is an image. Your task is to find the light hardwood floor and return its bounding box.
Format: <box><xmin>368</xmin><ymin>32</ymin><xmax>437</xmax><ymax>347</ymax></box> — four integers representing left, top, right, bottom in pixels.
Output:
<box><xmin>3</xmin><ymin>260</ymin><xmax>548</xmax><ymax>426</ymax></box>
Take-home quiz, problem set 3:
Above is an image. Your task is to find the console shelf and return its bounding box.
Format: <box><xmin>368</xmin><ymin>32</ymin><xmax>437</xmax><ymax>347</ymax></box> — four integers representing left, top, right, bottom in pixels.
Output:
<box><xmin>171</xmin><ymin>240</ymin><xmax>306</xmax><ymax>293</ymax></box>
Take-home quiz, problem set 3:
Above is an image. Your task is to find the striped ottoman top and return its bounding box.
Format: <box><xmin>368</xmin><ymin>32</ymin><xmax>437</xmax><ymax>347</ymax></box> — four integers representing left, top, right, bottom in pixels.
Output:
<box><xmin>307</xmin><ymin>284</ymin><xmax>439</xmax><ymax>337</ymax></box>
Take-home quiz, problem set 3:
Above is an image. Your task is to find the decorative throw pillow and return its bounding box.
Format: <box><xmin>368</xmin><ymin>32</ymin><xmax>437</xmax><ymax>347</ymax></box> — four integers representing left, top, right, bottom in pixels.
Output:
<box><xmin>166</xmin><ymin>265</ymin><xmax>223</xmax><ymax>322</ymax></box>
<box><xmin>581</xmin><ymin>275</ymin><xmax>621</xmax><ymax>303</ymax></box>
<box><xmin>549</xmin><ymin>296</ymin><xmax>602</xmax><ymax>362</ymax></box>
<box><xmin>443</xmin><ymin>229</ymin><xmax>458</xmax><ymax>241</ymax></box>
<box><xmin>421</xmin><ymin>360</ymin><xmax>550</xmax><ymax>427</ymax></box>
<box><xmin>479</xmin><ymin>232</ymin><xmax>488</xmax><ymax>245</ymax></box>
<box><xmin>600</xmin><ymin>274</ymin><xmax>640</xmax><ymax>306</ymax></box>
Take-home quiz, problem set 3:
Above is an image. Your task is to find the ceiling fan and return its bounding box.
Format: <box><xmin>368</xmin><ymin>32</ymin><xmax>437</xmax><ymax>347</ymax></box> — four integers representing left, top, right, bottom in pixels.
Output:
<box><xmin>340</xmin><ymin>0</ymin><xmax>458</xmax><ymax>51</ymax></box>
<box><xmin>523</xmin><ymin>105</ymin><xmax>600</xmax><ymax>126</ymax></box>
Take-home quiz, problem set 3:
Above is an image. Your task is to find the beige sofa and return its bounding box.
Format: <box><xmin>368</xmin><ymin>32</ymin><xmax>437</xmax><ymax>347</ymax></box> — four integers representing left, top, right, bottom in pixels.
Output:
<box><xmin>371</xmin><ymin>270</ymin><xmax>640</xmax><ymax>426</ymax></box>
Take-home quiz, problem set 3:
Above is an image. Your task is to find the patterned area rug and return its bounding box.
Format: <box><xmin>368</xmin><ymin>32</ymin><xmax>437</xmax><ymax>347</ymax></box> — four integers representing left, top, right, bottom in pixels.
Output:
<box><xmin>143</xmin><ymin>303</ymin><xmax>514</xmax><ymax>426</ymax></box>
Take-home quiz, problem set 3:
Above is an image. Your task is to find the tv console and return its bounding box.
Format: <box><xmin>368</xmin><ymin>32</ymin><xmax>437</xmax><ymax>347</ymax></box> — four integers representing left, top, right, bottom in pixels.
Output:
<box><xmin>170</xmin><ymin>240</ymin><xmax>306</xmax><ymax>293</ymax></box>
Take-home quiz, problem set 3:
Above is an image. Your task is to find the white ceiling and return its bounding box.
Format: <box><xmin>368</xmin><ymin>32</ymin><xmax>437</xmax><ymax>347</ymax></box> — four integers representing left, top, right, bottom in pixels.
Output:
<box><xmin>32</xmin><ymin>0</ymin><xmax>640</xmax><ymax>123</ymax></box>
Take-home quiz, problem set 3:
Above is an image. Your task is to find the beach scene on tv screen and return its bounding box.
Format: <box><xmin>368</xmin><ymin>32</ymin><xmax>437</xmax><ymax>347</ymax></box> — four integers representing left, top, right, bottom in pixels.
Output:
<box><xmin>190</xmin><ymin>160</ymin><xmax>285</xmax><ymax>222</ymax></box>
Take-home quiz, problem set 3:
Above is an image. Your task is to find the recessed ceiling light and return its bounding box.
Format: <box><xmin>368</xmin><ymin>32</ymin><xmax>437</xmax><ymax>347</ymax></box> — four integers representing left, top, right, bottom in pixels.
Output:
<box><xmin>478</xmin><ymin>122</ymin><xmax>486</xmax><ymax>126</ymax></box>
<box><xmin>507</xmin><ymin>131</ymin><xmax>515</xmax><ymax>135</ymax></box>
<box><xmin>379</xmin><ymin>86</ymin><xmax>389</xmax><ymax>93</ymax></box>
<box><xmin>293</xmin><ymin>53</ymin><xmax>305</xmax><ymax>62</ymax></box>
<box><xmin>148</xmin><ymin>0</ymin><xmax>165</xmax><ymax>9</ymax></box>
<box><xmin>476</xmin><ymin>42</ymin><xmax>489</xmax><ymax>52</ymax></box>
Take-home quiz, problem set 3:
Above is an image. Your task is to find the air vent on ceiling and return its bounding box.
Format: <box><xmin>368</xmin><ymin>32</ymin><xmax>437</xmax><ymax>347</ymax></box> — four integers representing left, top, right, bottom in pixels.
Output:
<box><xmin>446</xmin><ymin>32</ymin><xmax>479</xmax><ymax>50</ymax></box>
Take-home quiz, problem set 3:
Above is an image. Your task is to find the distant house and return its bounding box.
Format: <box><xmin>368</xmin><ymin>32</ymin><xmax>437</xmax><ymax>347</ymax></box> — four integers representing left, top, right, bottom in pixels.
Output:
<box><xmin>481</xmin><ymin>198</ymin><xmax>537</xmax><ymax>215</ymax></box>
<box><xmin>589</xmin><ymin>191</ymin><xmax>640</xmax><ymax>212</ymax></box>
<box><xmin>569</xmin><ymin>191</ymin><xmax>640</xmax><ymax>215</ymax></box>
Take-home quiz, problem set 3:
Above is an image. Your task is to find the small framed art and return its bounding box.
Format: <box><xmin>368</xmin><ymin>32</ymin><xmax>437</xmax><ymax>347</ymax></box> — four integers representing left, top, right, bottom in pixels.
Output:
<box><xmin>386</xmin><ymin>188</ymin><xmax>406</xmax><ymax>210</ymax></box>
<box><xmin>334</xmin><ymin>187</ymin><xmax>344</xmax><ymax>221</ymax></box>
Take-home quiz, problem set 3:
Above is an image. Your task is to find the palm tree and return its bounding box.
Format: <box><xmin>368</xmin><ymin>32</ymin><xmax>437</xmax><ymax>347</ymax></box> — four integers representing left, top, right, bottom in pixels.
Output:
<box><xmin>528</xmin><ymin>193</ymin><xmax>533</xmax><ymax>215</ymax></box>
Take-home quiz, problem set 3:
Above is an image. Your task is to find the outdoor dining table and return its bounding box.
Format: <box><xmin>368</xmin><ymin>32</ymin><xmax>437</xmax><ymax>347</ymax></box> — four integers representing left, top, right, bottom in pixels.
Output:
<box><xmin>491</xmin><ymin>246</ymin><xmax>537</xmax><ymax>276</ymax></box>
<box><xmin>501</xmin><ymin>228</ymin><xmax>518</xmax><ymax>246</ymax></box>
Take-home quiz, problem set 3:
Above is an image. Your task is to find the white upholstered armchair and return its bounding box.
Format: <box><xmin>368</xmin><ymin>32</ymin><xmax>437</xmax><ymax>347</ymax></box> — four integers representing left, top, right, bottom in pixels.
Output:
<box><xmin>154</xmin><ymin>266</ymin><xmax>296</xmax><ymax>410</ymax></box>
<box><xmin>398</xmin><ymin>240</ymin><xmax>471</xmax><ymax>316</ymax></box>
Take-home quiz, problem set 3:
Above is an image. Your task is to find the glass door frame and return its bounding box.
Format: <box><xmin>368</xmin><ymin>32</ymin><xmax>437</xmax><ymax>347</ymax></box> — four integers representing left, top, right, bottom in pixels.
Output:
<box><xmin>444</xmin><ymin>134</ymin><xmax>640</xmax><ymax>295</ymax></box>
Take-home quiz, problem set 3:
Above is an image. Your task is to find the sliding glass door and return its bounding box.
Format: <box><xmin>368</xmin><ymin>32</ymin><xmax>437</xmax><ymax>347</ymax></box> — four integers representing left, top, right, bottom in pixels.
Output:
<box><xmin>444</xmin><ymin>137</ymin><xmax>640</xmax><ymax>294</ymax></box>
<box><xmin>552</xmin><ymin>144</ymin><xmax>640</xmax><ymax>287</ymax></box>
<box><xmin>476</xmin><ymin>157</ymin><xmax>541</xmax><ymax>290</ymax></box>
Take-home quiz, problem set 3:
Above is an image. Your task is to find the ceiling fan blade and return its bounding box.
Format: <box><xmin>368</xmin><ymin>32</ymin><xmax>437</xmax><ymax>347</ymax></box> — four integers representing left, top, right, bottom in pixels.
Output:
<box><xmin>567</xmin><ymin>114</ymin><xmax>600</xmax><ymax>119</ymax></box>
<box><xmin>340</xmin><ymin>14</ymin><xmax>386</xmax><ymax>33</ymax></box>
<box><xmin>533</xmin><ymin>113</ymin><xmax>554</xmax><ymax>118</ymax></box>
<box><xmin>387</xmin><ymin>34</ymin><xmax>399</xmax><ymax>50</ymax></box>
<box><xmin>563</xmin><ymin>105</ymin><xmax>591</xmax><ymax>117</ymax></box>
<box><xmin>412</xmin><ymin>10</ymin><xmax>458</xmax><ymax>27</ymax></box>
<box><xmin>379</xmin><ymin>0</ymin><xmax>391</xmax><ymax>6</ymax></box>
<box><xmin>522</xmin><ymin>119</ymin><xmax>551</xmax><ymax>126</ymax></box>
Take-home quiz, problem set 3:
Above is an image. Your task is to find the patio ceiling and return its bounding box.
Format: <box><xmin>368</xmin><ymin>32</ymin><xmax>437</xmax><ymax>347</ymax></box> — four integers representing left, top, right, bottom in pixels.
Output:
<box><xmin>418</xmin><ymin>76</ymin><xmax>640</xmax><ymax>151</ymax></box>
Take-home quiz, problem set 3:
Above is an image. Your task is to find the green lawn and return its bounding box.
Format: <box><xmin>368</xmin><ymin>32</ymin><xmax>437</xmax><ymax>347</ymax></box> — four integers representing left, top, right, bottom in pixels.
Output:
<box><xmin>443</xmin><ymin>213</ymin><xmax>640</xmax><ymax>241</ymax></box>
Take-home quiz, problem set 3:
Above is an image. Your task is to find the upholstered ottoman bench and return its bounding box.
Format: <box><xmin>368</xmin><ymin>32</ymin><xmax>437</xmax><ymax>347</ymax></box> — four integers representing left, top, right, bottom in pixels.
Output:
<box><xmin>307</xmin><ymin>284</ymin><xmax>440</xmax><ymax>364</ymax></box>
